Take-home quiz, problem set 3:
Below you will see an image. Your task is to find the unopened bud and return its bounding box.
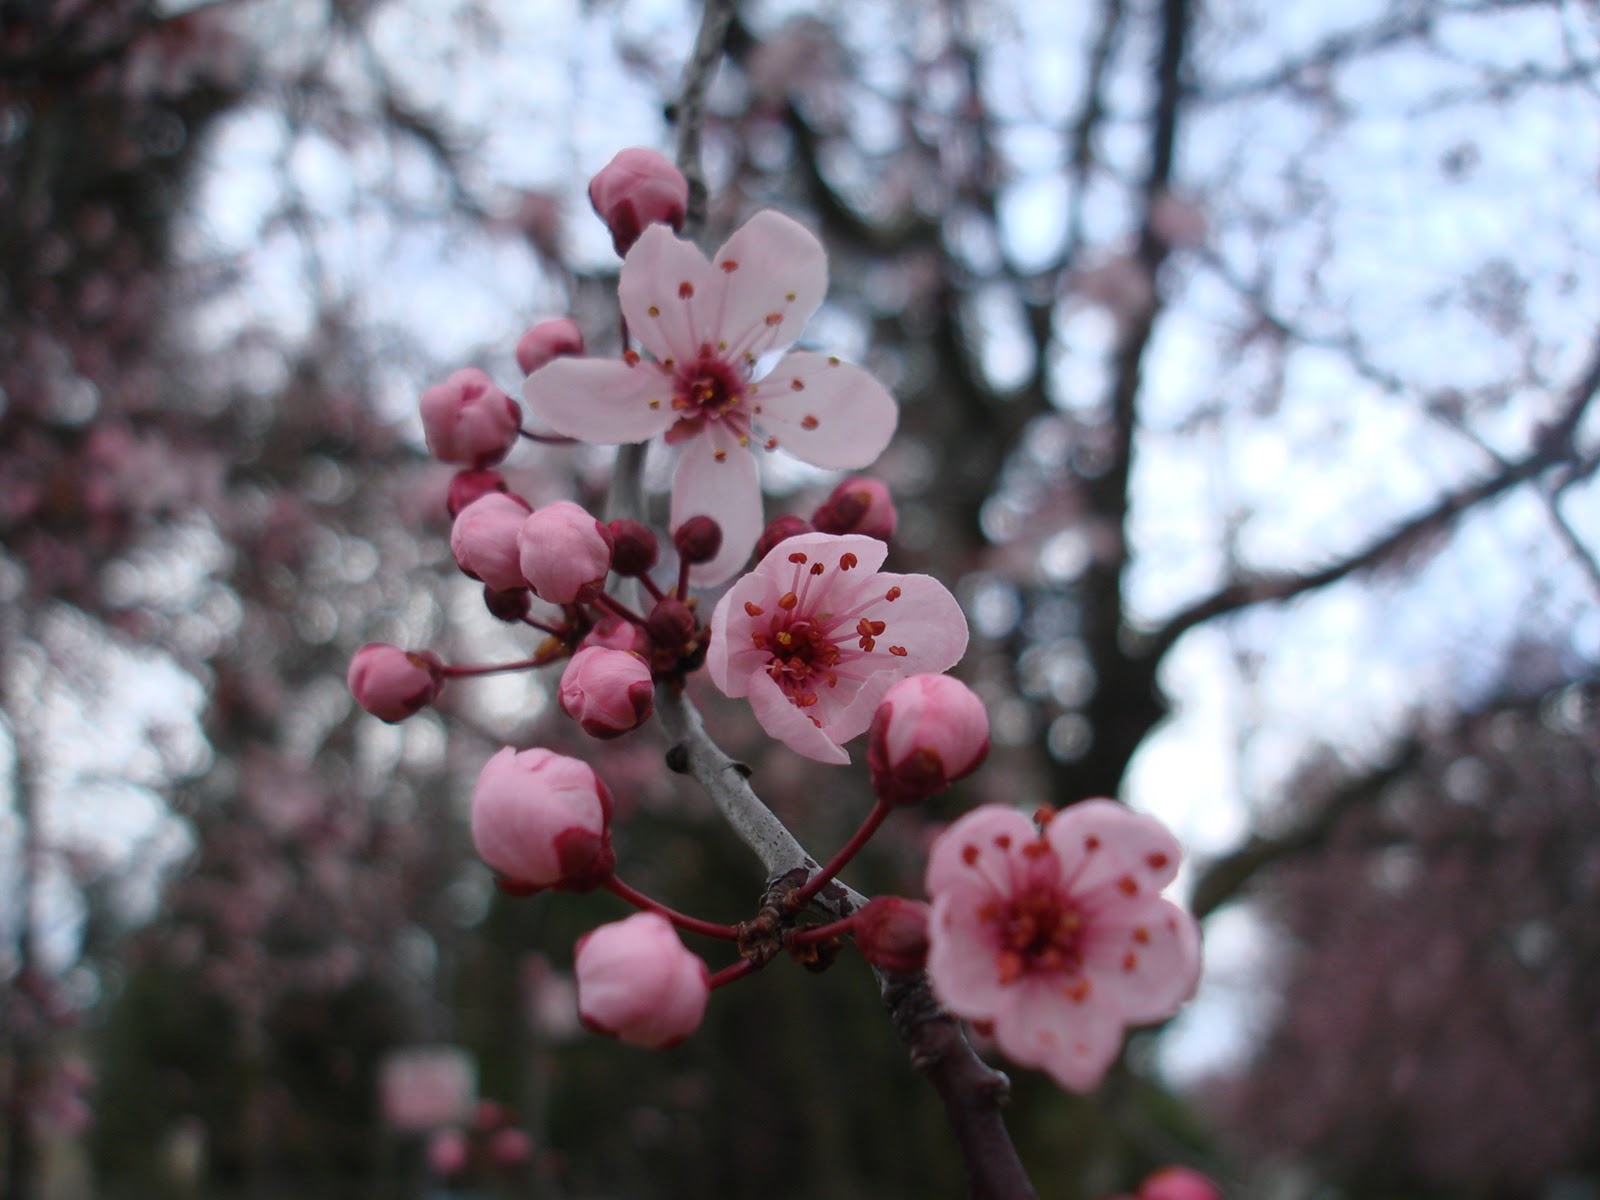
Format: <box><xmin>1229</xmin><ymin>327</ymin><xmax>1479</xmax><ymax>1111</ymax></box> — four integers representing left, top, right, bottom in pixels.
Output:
<box><xmin>754</xmin><ymin>514</ymin><xmax>814</xmax><ymax>563</ymax></box>
<box><xmin>483</xmin><ymin>585</ymin><xmax>532</xmax><ymax>623</ymax></box>
<box><xmin>607</xmin><ymin>519</ymin><xmax>659</xmax><ymax>577</ymax></box>
<box><xmin>644</xmin><ymin>598</ymin><xmax>697</xmax><ymax>650</ymax></box>
<box><xmin>470</xmin><ymin>747</ymin><xmax>615</xmax><ymax>892</ymax></box>
<box><xmin>812</xmin><ymin>477</ymin><xmax>897</xmax><ymax>541</ymax></box>
<box><xmin>575</xmin><ymin>913</ymin><xmax>710</xmax><ymax>1049</ymax></box>
<box><xmin>588</xmin><ymin>148</ymin><xmax>689</xmax><ymax>257</ymax></box>
<box><xmin>451</xmin><ymin>492</ymin><xmax>533</xmax><ymax>593</ymax></box>
<box><xmin>447</xmin><ymin>469</ymin><xmax>511</xmax><ymax>517</ymax></box>
<box><xmin>1139</xmin><ymin>1168</ymin><xmax>1223</xmax><ymax>1200</ymax></box>
<box><xmin>347</xmin><ymin>644</ymin><xmax>445</xmax><ymax>723</ymax></box>
<box><xmin>581</xmin><ymin>615</ymin><xmax>651</xmax><ymax>656</ymax></box>
<box><xmin>558</xmin><ymin>647</ymin><xmax>654</xmax><ymax>740</ymax></box>
<box><xmin>853</xmin><ymin>897</ymin><xmax>931</xmax><ymax>974</ymax></box>
<box><xmin>420</xmin><ymin>368</ymin><xmax>521</xmax><ymax>467</ymax></box>
<box><xmin>867</xmin><ymin>674</ymin><xmax>990</xmax><ymax>806</ymax></box>
<box><xmin>518</xmin><ymin>501</ymin><xmax>614</xmax><ymax>603</ymax></box>
<box><xmin>488</xmin><ymin>1127</ymin><xmax>533</xmax><ymax>1169</ymax></box>
<box><xmin>672</xmin><ymin>515</ymin><xmax>722</xmax><ymax>565</ymax></box>
<box><xmin>515</xmin><ymin>318</ymin><xmax>585</xmax><ymax>375</ymax></box>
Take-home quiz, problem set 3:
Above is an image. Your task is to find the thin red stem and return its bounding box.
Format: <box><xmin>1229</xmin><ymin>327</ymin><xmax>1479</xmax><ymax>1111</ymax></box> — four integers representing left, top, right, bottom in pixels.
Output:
<box><xmin>592</xmin><ymin>591</ymin><xmax>649</xmax><ymax>627</ymax></box>
<box><xmin>675</xmin><ymin>557</ymin><xmax>692</xmax><ymax>601</ymax></box>
<box><xmin>521</xmin><ymin>616</ymin><xmax>568</xmax><ymax>637</ymax></box>
<box><xmin>786</xmin><ymin>914</ymin><xmax>859</xmax><ymax>948</ymax></box>
<box><xmin>440</xmin><ymin>657</ymin><xmax>546</xmax><ymax>678</ymax></box>
<box><xmin>789</xmin><ymin>800</ymin><xmax>893</xmax><ymax>908</ymax></box>
<box><xmin>604</xmin><ymin>877</ymin><xmax>741</xmax><ymax>942</ymax></box>
<box><xmin>708</xmin><ymin>959</ymin><xmax>758</xmax><ymax>990</ymax></box>
<box><xmin>519</xmin><ymin>428</ymin><xmax>577</xmax><ymax>444</ymax></box>
<box><xmin>638</xmin><ymin>574</ymin><xmax>667</xmax><ymax>603</ymax></box>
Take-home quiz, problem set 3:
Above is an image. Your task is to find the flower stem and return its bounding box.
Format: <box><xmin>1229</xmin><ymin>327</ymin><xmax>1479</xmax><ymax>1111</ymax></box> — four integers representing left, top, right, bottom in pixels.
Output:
<box><xmin>786</xmin><ymin>915</ymin><xmax>859</xmax><ymax>948</ymax></box>
<box><xmin>518</xmin><ymin>428</ymin><xmax>576</xmax><ymax>444</ymax></box>
<box><xmin>592</xmin><ymin>591</ymin><xmax>649</xmax><ymax>627</ymax></box>
<box><xmin>440</xmin><ymin>657</ymin><xmax>546</xmax><ymax>678</ymax></box>
<box><xmin>604</xmin><ymin>876</ymin><xmax>741</xmax><ymax>942</ymax></box>
<box><xmin>707</xmin><ymin>958</ymin><xmax>758</xmax><ymax>990</ymax></box>
<box><xmin>789</xmin><ymin>800</ymin><xmax>893</xmax><ymax>909</ymax></box>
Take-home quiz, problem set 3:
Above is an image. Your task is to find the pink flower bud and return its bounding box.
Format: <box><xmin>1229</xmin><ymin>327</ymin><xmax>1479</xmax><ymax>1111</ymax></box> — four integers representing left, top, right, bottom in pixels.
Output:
<box><xmin>489</xmin><ymin>1126</ymin><xmax>533</xmax><ymax>1168</ymax></box>
<box><xmin>470</xmin><ymin>748</ymin><xmax>616</xmax><ymax>892</ymax></box>
<box><xmin>812</xmin><ymin>476</ymin><xmax>897</xmax><ymax>541</ymax></box>
<box><xmin>447</xmin><ymin>468</ymin><xmax>511</xmax><ymax>517</ymax></box>
<box><xmin>607</xmin><ymin>518</ymin><xmax>659</xmax><ymax>577</ymax></box>
<box><xmin>672</xmin><ymin>514</ymin><xmax>722</xmax><ymax>565</ymax></box>
<box><xmin>574</xmin><ymin>913</ymin><xmax>710</xmax><ymax>1049</ymax></box>
<box><xmin>867</xmin><ymin>674</ymin><xmax>990</xmax><ymax>806</ymax></box>
<box><xmin>558</xmin><ymin>647</ymin><xmax>654</xmax><ymax>740</ymax></box>
<box><xmin>515</xmin><ymin>318</ymin><xmax>585</xmax><ymax>375</ymax></box>
<box><xmin>754</xmin><ymin>514</ymin><xmax>814</xmax><ymax>563</ymax></box>
<box><xmin>347</xmin><ymin>644</ymin><xmax>444</xmax><ymax>723</ymax></box>
<box><xmin>1139</xmin><ymin>1167</ymin><xmax>1222</xmax><ymax>1200</ymax></box>
<box><xmin>853</xmin><ymin>897</ymin><xmax>931</xmax><ymax>974</ymax></box>
<box><xmin>517</xmin><ymin>501</ymin><xmax>613</xmax><ymax>603</ymax></box>
<box><xmin>420</xmin><ymin>368</ymin><xmax>522</xmax><ymax>467</ymax></box>
<box><xmin>581</xmin><ymin>616</ymin><xmax>651</xmax><ymax>656</ymax></box>
<box><xmin>426</xmin><ymin>1129</ymin><xmax>469</xmax><ymax>1177</ymax></box>
<box><xmin>451</xmin><ymin>493</ymin><xmax>533</xmax><ymax>593</ymax></box>
<box><xmin>588</xmin><ymin>147</ymin><xmax>689</xmax><ymax>257</ymax></box>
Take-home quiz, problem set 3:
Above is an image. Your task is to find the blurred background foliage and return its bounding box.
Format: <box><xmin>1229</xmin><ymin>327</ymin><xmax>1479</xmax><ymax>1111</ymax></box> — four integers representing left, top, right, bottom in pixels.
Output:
<box><xmin>3</xmin><ymin>0</ymin><xmax>1599</xmax><ymax>1197</ymax></box>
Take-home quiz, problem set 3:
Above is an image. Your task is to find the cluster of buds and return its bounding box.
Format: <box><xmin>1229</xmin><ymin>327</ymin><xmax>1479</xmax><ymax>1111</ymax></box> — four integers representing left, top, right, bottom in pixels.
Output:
<box><xmin>346</xmin><ymin>145</ymin><xmax>1202</xmax><ymax>1099</ymax></box>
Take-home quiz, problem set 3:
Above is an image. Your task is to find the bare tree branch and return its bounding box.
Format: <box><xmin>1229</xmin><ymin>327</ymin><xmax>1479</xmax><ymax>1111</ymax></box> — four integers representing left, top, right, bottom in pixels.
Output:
<box><xmin>1145</xmin><ymin>333</ymin><xmax>1600</xmax><ymax>663</ymax></box>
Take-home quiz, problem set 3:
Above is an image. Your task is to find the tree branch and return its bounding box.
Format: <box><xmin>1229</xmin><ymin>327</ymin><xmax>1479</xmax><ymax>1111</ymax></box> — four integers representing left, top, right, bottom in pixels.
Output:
<box><xmin>1145</xmin><ymin>333</ymin><xmax>1600</xmax><ymax>664</ymax></box>
<box><xmin>670</xmin><ymin>0</ymin><xmax>736</xmax><ymax>234</ymax></box>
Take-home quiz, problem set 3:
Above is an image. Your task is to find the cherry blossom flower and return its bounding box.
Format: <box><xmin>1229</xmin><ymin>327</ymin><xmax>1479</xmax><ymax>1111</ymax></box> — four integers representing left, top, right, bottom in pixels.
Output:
<box><xmin>523</xmin><ymin>212</ymin><xmax>899</xmax><ymax>583</ymax></box>
<box><xmin>924</xmin><ymin>801</ymin><xmax>1201</xmax><ymax>1093</ymax></box>
<box><xmin>707</xmin><ymin>532</ymin><xmax>967</xmax><ymax>764</ymax></box>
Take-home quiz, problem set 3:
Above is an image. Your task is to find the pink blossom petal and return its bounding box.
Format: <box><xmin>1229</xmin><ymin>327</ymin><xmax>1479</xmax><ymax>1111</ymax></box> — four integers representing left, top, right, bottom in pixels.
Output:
<box><xmin>710</xmin><ymin>211</ymin><xmax>828</xmax><ymax>362</ymax></box>
<box><xmin>705</xmin><ymin>579</ymin><xmax>772</xmax><ymax>698</ymax></box>
<box><xmin>927</xmin><ymin>892</ymin><xmax>1010</xmax><ymax>1015</ymax></box>
<box><xmin>670</xmin><ymin>429</ymin><xmax>763</xmax><ymax>587</ymax></box>
<box><xmin>926</xmin><ymin>806</ymin><xmax>1038</xmax><ymax>901</ymax></box>
<box><xmin>706</xmin><ymin>576</ymin><xmax>771</xmax><ymax>697</ymax></box>
<box><xmin>523</xmin><ymin>356</ymin><xmax>676</xmax><ymax>443</ymax></box>
<box><xmin>753</xmin><ymin>352</ymin><xmax>898</xmax><ymax>469</ymax></box>
<box><xmin>1082</xmin><ymin>897</ymin><xmax>1202</xmax><ymax>1024</ymax></box>
<box><xmin>617</xmin><ymin>223</ymin><xmax>718</xmax><ymax>364</ymax></box>
<box><xmin>989</xmin><ymin>978</ymin><xmax>1126</xmax><ymax>1093</ymax></box>
<box><xmin>745</xmin><ymin>669</ymin><xmax>851</xmax><ymax>764</ymax></box>
<box><xmin>1048</xmin><ymin>799</ymin><xmax>1184</xmax><ymax>903</ymax></box>
<box><xmin>849</xmin><ymin>571</ymin><xmax>971</xmax><ymax>676</ymax></box>
<box><xmin>808</xmin><ymin>665</ymin><xmax>901</xmax><ymax>747</ymax></box>
<box><xmin>759</xmin><ymin>530</ymin><xmax>889</xmax><ymax>581</ymax></box>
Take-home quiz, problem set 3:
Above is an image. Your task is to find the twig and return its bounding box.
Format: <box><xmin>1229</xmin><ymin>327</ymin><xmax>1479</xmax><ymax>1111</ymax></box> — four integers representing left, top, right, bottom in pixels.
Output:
<box><xmin>669</xmin><ymin>0</ymin><xmax>736</xmax><ymax>234</ymax></box>
<box><xmin>653</xmin><ymin>684</ymin><xmax>834</xmax><ymax>891</ymax></box>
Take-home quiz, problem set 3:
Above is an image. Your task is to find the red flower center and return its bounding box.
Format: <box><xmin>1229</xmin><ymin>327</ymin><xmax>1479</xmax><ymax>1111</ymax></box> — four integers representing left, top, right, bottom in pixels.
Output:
<box><xmin>667</xmin><ymin>351</ymin><xmax>749</xmax><ymax>443</ymax></box>
<box><xmin>751</xmin><ymin>616</ymin><xmax>841</xmax><ymax>708</ymax></box>
<box><xmin>983</xmin><ymin>883</ymin><xmax>1085</xmax><ymax>985</ymax></box>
